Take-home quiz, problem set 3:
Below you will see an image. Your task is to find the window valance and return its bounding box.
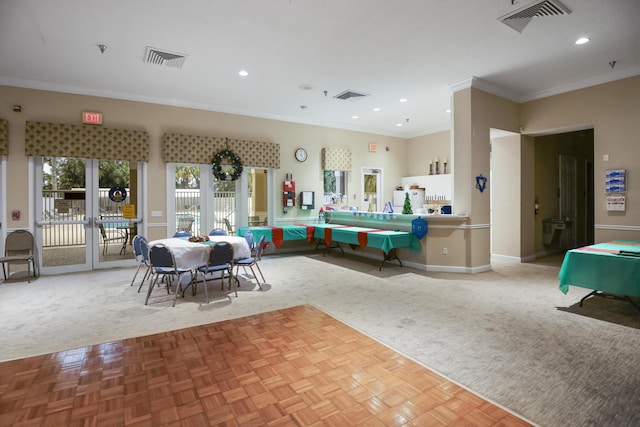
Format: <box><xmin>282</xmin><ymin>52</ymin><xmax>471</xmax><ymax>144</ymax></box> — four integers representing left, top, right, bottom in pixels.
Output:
<box><xmin>0</xmin><ymin>119</ymin><xmax>8</xmax><ymax>156</ymax></box>
<box><xmin>24</xmin><ymin>121</ymin><xmax>149</xmax><ymax>161</ymax></box>
<box><xmin>322</xmin><ymin>147</ymin><xmax>352</xmax><ymax>171</ymax></box>
<box><xmin>163</xmin><ymin>133</ymin><xmax>280</xmax><ymax>169</ymax></box>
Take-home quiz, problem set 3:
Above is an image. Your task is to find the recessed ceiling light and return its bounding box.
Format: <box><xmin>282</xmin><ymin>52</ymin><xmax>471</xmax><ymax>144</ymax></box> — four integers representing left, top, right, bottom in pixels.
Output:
<box><xmin>352</xmin><ymin>115</ymin><xmax>359</xmax><ymax>119</ymax></box>
<box><xmin>575</xmin><ymin>37</ymin><xmax>590</xmax><ymax>45</ymax></box>
<box><xmin>446</xmin><ymin>109</ymin><xmax>451</xmax><ymax>113</ymax></box>
<box><xmin>373</xmin><ymin>108</ymin><xmax>381</xmax><ymax>112</ymax></box>
<box><xmin>238</xmin><ymin>70</ymin><xmax>249</xmax><ymax>77</ymax></box>
<box><xmin>399</xmin><ymin>98</ymin><xmax>408</xmax><ymax>103</ymax></box>
<box><xmin>396</xmin><ymin>123</ymin><xmax>403</xmax><ymax>127</ymax></box>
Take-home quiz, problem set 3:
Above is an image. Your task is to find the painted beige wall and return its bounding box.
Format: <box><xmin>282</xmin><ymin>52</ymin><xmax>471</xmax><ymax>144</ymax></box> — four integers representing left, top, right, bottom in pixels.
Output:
<box><xmin>3</xmin><ymin>74</ymin><xmax>637</xmax><ymax>269</ymax></box>
<box><xmin>406</xmin><ymin>130</ymin><xmax>451</xmax><ymax>177</ymax></box>
<box><xmin>521</xmin><ymin>75</ymin><xmax>640</xmax><ymax>242</ymax></box>
<box><xmin>1</xmin><ymin>85</ymin><xmax>407</xmax><ymax>240</ymax></box>
<box><xmin>453</xmin><ymin>88</ymin><xmax>520</xmax><ymax>270</ymax></box>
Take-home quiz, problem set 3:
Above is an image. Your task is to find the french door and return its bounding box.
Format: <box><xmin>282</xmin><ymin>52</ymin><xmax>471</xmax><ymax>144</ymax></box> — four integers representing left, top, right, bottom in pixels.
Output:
<box><xmin>168</xmin><ymin>164</ymin><xmax>275</xmax><ymax>236</ymax></box>
<box><xmin>35</xmin><ymin>157</ymin><xmax>142</xmax><ymax>274</ymax></box>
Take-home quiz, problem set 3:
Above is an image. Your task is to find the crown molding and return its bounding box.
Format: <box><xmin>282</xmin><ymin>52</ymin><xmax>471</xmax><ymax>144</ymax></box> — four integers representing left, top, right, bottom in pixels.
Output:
<box><xmin>448</xmin><ymin>77</ymin><xmax>520</xmax><ymax>102</ymax></box>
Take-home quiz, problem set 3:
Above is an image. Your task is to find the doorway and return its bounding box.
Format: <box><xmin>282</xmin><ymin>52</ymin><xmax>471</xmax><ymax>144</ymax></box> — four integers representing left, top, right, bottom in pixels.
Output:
<box><xmin>35</xmin><ymin>157</ymin><xmax>142</xmax><ymax>274</ymax></box>
<box><xmin>361</xmin><ymin>168</ymin><xmax>383</xmax><ymax>212</ymax></box>
<box><xmin>0</xmin><ymin>157</ymin><xmax>4</xmax><ymax>254</ymax></box>
<box><xmin>169</xmin><ymin>163</ymin><xmax>237</xmax><ymax>236</ymax></box>
<box><xmin>167</xmin><ymin>165</ymin><xmax>274</xmax><ymax>236</ymax></box>
<box><xmin>535</xmin><ymin>129</ymin><xmax>594</xmax><ymax>251</ymax></box>
<box><xmin>247</xmin><ymin>168</ymin><xmax>269</xmax><ymax>226</ymax></box>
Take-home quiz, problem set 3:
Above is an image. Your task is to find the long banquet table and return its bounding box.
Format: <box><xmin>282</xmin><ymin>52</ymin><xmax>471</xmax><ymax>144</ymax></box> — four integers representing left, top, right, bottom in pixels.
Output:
<box><xmin>558</xmin><ymin>240</ymin><xmax>640</xmax><ymax>310</ymax></box>
<box><xmin>237</xmin><ymin>224</ymin><xmax>421</xmax><ymax>270</ymax></box>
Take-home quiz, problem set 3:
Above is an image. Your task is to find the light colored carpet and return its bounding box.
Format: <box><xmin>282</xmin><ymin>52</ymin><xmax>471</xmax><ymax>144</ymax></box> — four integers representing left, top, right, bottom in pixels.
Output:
<box><xmin>1</xmin><ymin>252</ymin><xmax>639</xmax><ymax>427</ymax></box>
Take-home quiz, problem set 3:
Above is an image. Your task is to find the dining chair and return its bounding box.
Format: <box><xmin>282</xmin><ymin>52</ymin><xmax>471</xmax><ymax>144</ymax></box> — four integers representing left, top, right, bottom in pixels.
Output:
<box><xmin>208</xmin><ymin>228</ymin><xmax>227</xmax><ymax>236</ymax></box>
<box><xmin>99</xmin><ymin>223</ymin><xmax>127</xmax><ymax>255</ymax></box>
<box><xmin>176</xmin><ymin>216</ymin><xmax>194</xmax><ymax>233</ymax></box>
<box><xmin>235</xmin><ymin>235</ymin><xmax>266</xmax><ymax>289</ymax></box>
<box><xmin>146</xmin><ymin>243</ymin><xmax>191</xmax><ymax>306</ymax></box>
<box><xmin>197</xmin><ymin>242</ymin><xmax>236</xmax><ymax>302</ymax></box>
<box><xmin>0</xmin><ymin>230</ymin><xmax>38</xmax><ymax>282</ymax></box>
<box><xmin>243</xmin><ymin>231</ymin><xmax>254</xmax><ymax>255</ymax></box>
<box><xmin>222</xmin><ymin>218</ymin><xmax>234</xmax><ymax>235</ymax></box>
<box><xmin>130</xmin><ymin>235</ymin><xmax>151</xmax><ymax>291</ymax></box>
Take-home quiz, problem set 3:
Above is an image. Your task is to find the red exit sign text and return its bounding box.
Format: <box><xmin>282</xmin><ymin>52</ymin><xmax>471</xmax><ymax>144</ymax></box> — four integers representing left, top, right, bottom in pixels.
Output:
<box><xmin>82</xmin><ymin>111</ymin><xmax>103</xmax><ymax>125</ymax></box>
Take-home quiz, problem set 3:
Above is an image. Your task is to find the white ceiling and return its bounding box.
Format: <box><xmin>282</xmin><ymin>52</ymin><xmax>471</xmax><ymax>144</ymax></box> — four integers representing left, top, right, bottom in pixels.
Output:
<box><xmin>1</xmin><ymin>0</ymin><xmax>639</xmax><ymax>138</ymax></box>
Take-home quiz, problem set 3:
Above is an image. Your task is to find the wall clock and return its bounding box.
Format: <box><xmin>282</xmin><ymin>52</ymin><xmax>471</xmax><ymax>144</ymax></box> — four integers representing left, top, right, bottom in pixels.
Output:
<box><xmin>295</xmin><ymin>148</ymin><xmax>308</xmax><ymax>162</ymax></box>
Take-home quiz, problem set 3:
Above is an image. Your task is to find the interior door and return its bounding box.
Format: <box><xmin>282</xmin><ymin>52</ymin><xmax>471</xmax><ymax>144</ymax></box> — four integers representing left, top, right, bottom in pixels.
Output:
<box><xmin>35</xmin><ymin>157</ymin><xmax>139</xmax><ymax>274</ymax></box>
<box><xmin>559</xmin><ymin>154</ymin><xmax>577</xmax><ymax>248</ymax></box>
<box><xmin>361</xmin><ymin>168</ymin><xmax>383</xmax><ymax>212</ymax></box>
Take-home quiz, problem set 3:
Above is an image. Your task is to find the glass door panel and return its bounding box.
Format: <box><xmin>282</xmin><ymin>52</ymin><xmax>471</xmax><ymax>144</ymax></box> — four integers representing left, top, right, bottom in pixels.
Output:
<box><xmin>170</xmin><ymin>164</ymin><xmax>236</xmax><ymax>237</ymax></box>
<box><xmin>248</xmin><ymin>168</ymin><xmax>268</xmax><ymax>226</ymax></box>
<box><xmin>93</xmin><ymin>159</ymin><xmax>139</xmax><ymax>267</ymax></box>
<box><xmin>37</xmin><ymin>157</ymin><xmax>90</xmax><ymax>273</ymax></box>
<box><xmin>36</xmin><ymin>157</ymin><xmax>140</xmax><ymax>274</ymax></box>
<box><xmin>174</xmin><ymin>165</ymin><xmax>201</xmax><ymax>235</ymax></box>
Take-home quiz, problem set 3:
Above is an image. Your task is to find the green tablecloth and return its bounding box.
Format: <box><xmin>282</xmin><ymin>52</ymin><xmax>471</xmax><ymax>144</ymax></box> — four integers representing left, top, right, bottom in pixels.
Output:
<box><xmin>558</xmin><ymin>240</ymin><xmax>640</xmax><ymax>296</ymax></box>
<box><xmin>313</xmin><ymin>224</ymin><xmax>420</xmax><ymax>254</ymax></box>
<box><xmin>237</xmin><ymin>224</ymin><xmax>421</xmax><ymax>254</ymax></box>
<box><xmin>236</xmin><ymin>225</ymin><xmax>308</xmax><ymax>248</ymax></box>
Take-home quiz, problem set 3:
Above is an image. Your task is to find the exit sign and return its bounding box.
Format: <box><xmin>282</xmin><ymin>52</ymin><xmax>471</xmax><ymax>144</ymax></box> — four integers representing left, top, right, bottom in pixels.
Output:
<box><xmin>82</xmin><ymin>111</ymin><xmax>103</xmax><ymax>125</ymax></box>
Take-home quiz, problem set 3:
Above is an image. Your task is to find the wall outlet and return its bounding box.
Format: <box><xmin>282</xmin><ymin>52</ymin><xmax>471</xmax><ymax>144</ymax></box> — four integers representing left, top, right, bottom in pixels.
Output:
<box><xmin>442</xmin><ymin>247</ymin><xmax>448</xmax><ymax>255</ymax></box>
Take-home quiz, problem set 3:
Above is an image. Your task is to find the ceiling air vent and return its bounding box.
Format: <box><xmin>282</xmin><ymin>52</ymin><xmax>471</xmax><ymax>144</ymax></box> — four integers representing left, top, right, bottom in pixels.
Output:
<box><xmin>143</xmin><ymin>46</ymin><xmax>187</xmax><ymax>69</ymax></box>
<box><xmin>498</xmin><ymin>0</ymin><xmax>571</xmax><ymax>33</ymax></box>
<box><xmin>333</xmin><ymin>90</ymin><xmax>370</xmax><ymax>101</ymax></box>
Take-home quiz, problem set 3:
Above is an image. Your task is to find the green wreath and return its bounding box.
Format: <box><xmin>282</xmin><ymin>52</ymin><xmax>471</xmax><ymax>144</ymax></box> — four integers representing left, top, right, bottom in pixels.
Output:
<box><xmin>211</xmin><ymin>149</ymin><xmax>243</xmax><ymax>181</ymax></box>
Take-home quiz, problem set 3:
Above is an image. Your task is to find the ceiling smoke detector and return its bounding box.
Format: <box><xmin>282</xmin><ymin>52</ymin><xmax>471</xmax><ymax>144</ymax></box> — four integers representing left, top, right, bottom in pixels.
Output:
<box><xmin>498</xmin><ymin>0</ymin><xmax>571</xmax><ymax>33</ymax></box>
<box><xmin>333</xmin><ymin>90</ymin><xmax>370</xmax><ymax>101</ymax></box>
<box><xmin>143</xmin><ymin>46</ymin><xmax>187</xmax><ymax>69</ymax></box>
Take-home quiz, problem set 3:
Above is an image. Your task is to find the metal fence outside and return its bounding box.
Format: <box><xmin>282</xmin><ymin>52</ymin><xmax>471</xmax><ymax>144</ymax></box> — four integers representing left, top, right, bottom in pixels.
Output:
<box><xmin>40</xmin><ymin>189</ymin><xmax>237</xmax><ymax>247</ymax></box>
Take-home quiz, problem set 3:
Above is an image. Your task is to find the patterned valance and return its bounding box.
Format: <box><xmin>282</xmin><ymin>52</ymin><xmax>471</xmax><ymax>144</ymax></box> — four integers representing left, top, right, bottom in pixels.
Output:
<box><xmin>322</xmin><ymin>147</ymin><xmax>352</xmax><ymax>171</ymax></box>
<box><xmin>0</xmin><ymin>119</ymin><xmax>8</xmax><ymax>156</ymax></box>
<box><xmin>25</xmin><ymin>121</ymin><xmax>149</xmax><ymax>161</ymax></box>
<box><xmin>163</xmin><ymin>133</ymin><xmax>280</xmax><ymax>169</ymax></box>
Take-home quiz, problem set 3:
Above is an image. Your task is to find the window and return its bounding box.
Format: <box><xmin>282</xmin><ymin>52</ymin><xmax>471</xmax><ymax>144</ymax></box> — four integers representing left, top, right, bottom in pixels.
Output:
<box><xmin>323</xmin><ymin>170</ymin><xmax>348</xmax><ymax>204</ymax></box>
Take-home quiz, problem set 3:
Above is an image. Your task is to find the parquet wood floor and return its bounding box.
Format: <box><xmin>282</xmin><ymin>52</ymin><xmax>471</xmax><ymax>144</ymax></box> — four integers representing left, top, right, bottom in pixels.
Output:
<box><xmin>0</xmin><ymin>305</ymin><xmax>532</xmax><ymax>426</ymax></box>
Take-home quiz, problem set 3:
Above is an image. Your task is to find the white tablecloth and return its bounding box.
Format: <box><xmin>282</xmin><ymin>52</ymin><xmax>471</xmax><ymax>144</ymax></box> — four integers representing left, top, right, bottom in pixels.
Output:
<box><xmin>207</xmin><ymin>236</ymin><xmax>251</xmax><ymax>259</ymax></box>
<box><xmin>148</xmin><ymin>237</ymin><xmax>251</xmax><ymax>270</ymax></box>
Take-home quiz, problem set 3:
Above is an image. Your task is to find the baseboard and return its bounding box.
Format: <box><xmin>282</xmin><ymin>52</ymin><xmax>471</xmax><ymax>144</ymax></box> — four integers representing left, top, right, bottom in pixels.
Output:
<box><xmin>491</xmin><ymin>253</ymin><xmax>537</xmax><ymax>263</ymax></box>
